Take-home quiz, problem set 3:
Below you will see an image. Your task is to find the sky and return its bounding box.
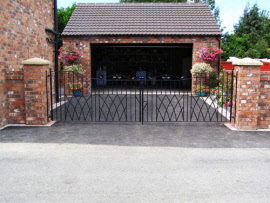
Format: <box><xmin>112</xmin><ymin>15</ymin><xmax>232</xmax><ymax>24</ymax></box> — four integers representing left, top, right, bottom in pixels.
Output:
<box><xmin>58</xmin><ymin>0</ymin><xmax>270</xmax><ymax>33</ymax></box>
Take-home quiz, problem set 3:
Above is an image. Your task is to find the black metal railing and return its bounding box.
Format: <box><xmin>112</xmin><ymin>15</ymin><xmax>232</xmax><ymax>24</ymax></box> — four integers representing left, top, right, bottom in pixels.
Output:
<box><xmin>47</xmin><ymin>70</ymin><xmax>234</xmax><ymax>124</ymax></box>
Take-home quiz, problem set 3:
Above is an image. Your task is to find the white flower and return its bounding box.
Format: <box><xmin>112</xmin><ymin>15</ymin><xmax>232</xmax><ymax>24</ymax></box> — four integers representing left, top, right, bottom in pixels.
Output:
<box><xmin>65</xmin><ymin>64</ymin><xmax>84</xmax><ymax>74</ymax></box>
<box><xmin>190</xmin><ymin>63</ymin><xmax>213</xmax><ymax>75</ymax></box>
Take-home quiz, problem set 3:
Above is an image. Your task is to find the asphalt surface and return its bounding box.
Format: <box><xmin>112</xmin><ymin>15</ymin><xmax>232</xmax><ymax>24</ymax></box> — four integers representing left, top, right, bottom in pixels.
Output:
<box><xmin>1</xmin><ymin>122</ymin><xmax>270</xmax><ymax>148</ymax></box>
<box><xmin>0</xmin><ymin>122</ymin><xmax>270</xmax><ymax>202</ymax></box>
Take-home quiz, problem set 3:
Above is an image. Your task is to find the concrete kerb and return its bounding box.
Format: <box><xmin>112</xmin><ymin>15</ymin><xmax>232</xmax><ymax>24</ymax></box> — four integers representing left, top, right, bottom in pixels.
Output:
<box><xmin>1</xmin><ymin>121</ymin><xmax>270</xmax><ymax>132</ymax></box>
<box><xmin>224</xmin><ymin>123</ymin><xmax>270</xmax><ymax>132</ymax></box>
<box><xmin>0</xmin><ymin>121</ymin><xmax>56</xmax><ymax>131</ymax></box>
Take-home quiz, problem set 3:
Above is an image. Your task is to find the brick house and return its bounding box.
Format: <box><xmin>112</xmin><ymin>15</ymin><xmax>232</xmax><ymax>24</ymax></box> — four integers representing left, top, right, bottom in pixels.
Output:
<box><xmin>62</xmin><ymin>3</ymin><xmax>222</xmax><ymax>84</ymax></box>
<box><xmin>0</xmin><ymin>0</ymin><xmax>57</xmax><ymax>128</ymax></box>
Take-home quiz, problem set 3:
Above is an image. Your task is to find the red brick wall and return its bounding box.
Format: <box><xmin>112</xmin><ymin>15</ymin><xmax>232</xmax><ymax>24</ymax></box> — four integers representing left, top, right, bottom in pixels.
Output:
<box><xmin>0</xmin><ymin>70</ymin><xmax>7</xmax><ymax>126</ymax></box>
<box><xmin>62</xmin><ymin>35</ymin><xmax>220</xmax><ymax>78</ymax></box>
<box><xmin>0</xmin><ymin>0</ymin><xmax>55</xmax><ymax>127</ymax></box>
<box><xmin>258</xmin><ymin>72</ymin><xmax>270</xmax><ymax>128</ymax></box>
<box><xmin>5</xmin><ymin>71</ymin><xmax>25</xmax><ymax>124</ymax></box>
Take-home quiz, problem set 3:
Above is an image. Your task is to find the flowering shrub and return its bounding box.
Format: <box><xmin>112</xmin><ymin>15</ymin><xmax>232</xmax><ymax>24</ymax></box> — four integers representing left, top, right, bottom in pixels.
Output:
<box><xmin>193</xmin><ymin>85</ymin><xmax>210</xmax><ymax>93</ymax></box>
<box><xmin>216</xmin><ymin>92</ymin><xmax>232</xmax><ymax>107</ymax></box>
<box><xmin>210</xmin><ymin>88</ymin><xmax>220</xmax><ymax>95</ymax></box>
<box><xmin>65</xmin><ymin>64</ymin><xmax>84</xmax><ymax>74</ymax></box>
<box><xmin>199</xmin><ymin>47</ymin><xmax>224</xmax><ymax>62</ymax></box>
<box><xmin>210</xmin><ymin>88</ymin><xmax>232</xmax><ymax>107</ymax></box>
<box><xmin>58</xmin><ymin>46</ymin><xmax>82</xmax><ymax>64</ymax></box>
<box><xmin>69</xmin><ymin>83</ymin><xmax>82</xmax><ymax>91</ymax></box>
<box><xmin>191</xmin><ymin>63</ymin><xmax>213</xmax><ymax>75</ymax></box>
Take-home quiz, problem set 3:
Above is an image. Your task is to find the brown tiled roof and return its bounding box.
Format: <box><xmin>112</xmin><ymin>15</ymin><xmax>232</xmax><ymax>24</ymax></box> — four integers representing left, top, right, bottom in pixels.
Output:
<box><xmin>62</xmin><ymin>3</ymin><xmax>222</xmax><ymax>36</ymax></box>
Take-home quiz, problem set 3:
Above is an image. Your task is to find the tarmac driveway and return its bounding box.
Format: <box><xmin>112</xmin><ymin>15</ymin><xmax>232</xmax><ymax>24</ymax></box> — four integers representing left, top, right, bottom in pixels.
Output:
<box><xmin>0</xmin><ymin>122</ymin><xmax>270</xmax><ymax>202</ymax></box>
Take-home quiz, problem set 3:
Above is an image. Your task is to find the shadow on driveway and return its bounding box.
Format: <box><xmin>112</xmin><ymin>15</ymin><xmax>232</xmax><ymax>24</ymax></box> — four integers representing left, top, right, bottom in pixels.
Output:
<box><xmin>0</xmin><ymin>122</ymin><xmax>270</xmax><ymax>148</ymax></box>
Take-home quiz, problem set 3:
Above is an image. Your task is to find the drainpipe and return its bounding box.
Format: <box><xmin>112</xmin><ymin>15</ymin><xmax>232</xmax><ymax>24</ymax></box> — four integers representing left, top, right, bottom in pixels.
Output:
<box><xmin>54</xmin><ymin>0</ymin><xmax>59</xmax><ymax>102</ymax></box>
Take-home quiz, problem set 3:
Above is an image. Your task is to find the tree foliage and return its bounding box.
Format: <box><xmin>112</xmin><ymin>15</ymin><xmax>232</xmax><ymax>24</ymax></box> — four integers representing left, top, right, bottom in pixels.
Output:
<box><xmin>221</xmin><ymin>4</ymin><xmax>270</xmax><ymax>60</ymax></box>
<box><xmin>234</xmin><ymin>4</ymin><xmax>265</xmax><ymax>43</ymax></box>
<box><xmin>57</xmin><ymin>4</ymin><xmax>77</xmax><ymax>47</ymax></box>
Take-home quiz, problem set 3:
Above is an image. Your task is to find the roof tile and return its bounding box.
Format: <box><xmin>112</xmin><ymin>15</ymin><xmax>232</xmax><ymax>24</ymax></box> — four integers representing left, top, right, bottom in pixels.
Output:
<box><xmin>62</xmin><ymin>3</ymin><xmax>222</xmax><ymax>36</ymax></box>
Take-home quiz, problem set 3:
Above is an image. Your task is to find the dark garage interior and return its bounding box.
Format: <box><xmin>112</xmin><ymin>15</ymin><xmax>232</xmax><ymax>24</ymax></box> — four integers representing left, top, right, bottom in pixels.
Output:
<box><xmin>91</xmin><ymin>44</ymin><xmax>193</xmax><ymax>86</ymax></box>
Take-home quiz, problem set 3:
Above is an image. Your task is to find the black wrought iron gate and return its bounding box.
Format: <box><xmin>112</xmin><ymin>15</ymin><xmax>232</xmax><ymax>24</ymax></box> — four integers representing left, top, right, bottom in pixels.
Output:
<box><xmin>47</xmin><ymin>70</ymin><xmax>234</xmax><ymax>124</ymax></box>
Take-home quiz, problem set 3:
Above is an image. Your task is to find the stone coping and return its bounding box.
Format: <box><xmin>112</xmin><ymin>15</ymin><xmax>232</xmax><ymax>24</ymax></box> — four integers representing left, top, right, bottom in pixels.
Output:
<box><xmin>232</xmin><ymin>57</ymin><xmax>263</xmax><ymax>66</ymax></box>
<box><xmin>22</xmin><ymin>58</ymin><xmax>51</xmax><ymax>65</ymax></box>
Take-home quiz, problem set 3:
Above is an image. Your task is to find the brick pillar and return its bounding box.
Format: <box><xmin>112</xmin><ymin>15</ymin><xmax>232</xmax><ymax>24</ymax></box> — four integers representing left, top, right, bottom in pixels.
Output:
<box><xmin>232</xmin><ymin>58</ymin><xmax>263</xmax><ymax>130</ymax></box>
<box><xmin>22</xmin><ymin>58</ymin><xmax>51</xmax><ymax>125</ymax></box>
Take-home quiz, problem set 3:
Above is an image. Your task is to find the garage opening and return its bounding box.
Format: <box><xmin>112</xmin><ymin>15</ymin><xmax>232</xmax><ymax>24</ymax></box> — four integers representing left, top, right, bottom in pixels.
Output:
<box><xmin>91</xmin><ymin>44</ymin><xmax>193</xmax><ymax>87</ymax></box>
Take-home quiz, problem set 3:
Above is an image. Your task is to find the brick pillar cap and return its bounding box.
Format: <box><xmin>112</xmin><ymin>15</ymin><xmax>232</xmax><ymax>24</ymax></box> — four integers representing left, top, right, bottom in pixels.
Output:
<box><xmin>232</xmin><ymin>57</ymin><xmax>263</xmax><ymax>66</ymax></box>
<box><xmin>22</xmin><ymin>58</ymin><xmax>51</xmax><ymax>65</ymax></box>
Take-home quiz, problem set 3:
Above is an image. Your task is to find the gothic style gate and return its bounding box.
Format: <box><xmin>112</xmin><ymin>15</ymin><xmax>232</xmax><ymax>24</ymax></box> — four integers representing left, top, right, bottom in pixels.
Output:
<box><xmin>47</xmin><ymin>70</ymin><xmax>234</xmax><ymax>124</ymax></box>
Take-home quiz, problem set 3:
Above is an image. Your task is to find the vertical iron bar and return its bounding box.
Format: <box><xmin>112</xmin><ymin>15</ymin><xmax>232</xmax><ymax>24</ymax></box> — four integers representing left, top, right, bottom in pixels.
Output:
<box><xmin>64</xmin><ymin>71</ymin><xmax>67</xmax><ymax>121</ymax></box>
<box><xmin>130</xmin><ymin>80</ymin><xmax>132</xmax><ymax>121</ymax></box>
<box><xmin>125</xmin><ymin>80</ymin><xmax>127</xmax><ymax>121</ymax></box>
<box><xmin>99</xmin><ymin>79</ymin><xmax>101</xmax><ymax>121</ymax></box>
<box><xmin>140</xmin><ymin>81</ymin><xmax>144</xmax><ymax>125</ymax></box>
<box><xmin>59</xmin><ymin>70</ymin><xmax>62</xmax><ymax>121</ymax></box>
<box><xmin>139</xmin><ymin>81</ymin><xmax>142</xmax><ymax>123</ymax></box>
<box><xmin>55</xmin><ymin>71</ymin><xmax>58</xmax><ymax>121</ymax></box>
<box><xmin>146</xmin><ymin>80</ymin><xmax>149</xmax><ymax>122</ymax></box>
<box><xmin>230</xmin><ymin>68</ymin><xmax>234</xmax><ymax>122</ymax></box>
<box><xmin>135</xmin><ymin>80</ymin><xmax>137</xmax><ymax>122</ymax></box>
<box><xmin>186</xmin><ymin>78</ymin><xmax>189</xmax><ymax>122</ymax></box>
<box><xmin>49</xmin><ymin>69</ymin><xmax>54</xmax><ymax>121</ymax></box>
<box><xmin>151</xmin><ymin>79</ymin><xmax>153</xmax><ymax>122</ymax></box>
<box><xmin>82</xmin><ymin>73</ymin><xmax>84</xmax><ymax>96</ymax></box>
<box><xmin>156</xmin><ymin>80</ymin><xmax>158</xmax><ymax>121</ymax></box>
<box><xmin>95</xmin><ymin>78</ymin><xmax>97</xmax><ymax>122</ymax></box>
<box><xmin>217</xmin><ymin>71</ymin><xmax>220</xmax><ymax>121</ymax></box>
<box><xmin>226</xmin><ymin>71</ymin><xmax>229</xmax><ymax>121</ymax></box>
<box><xmin>46</xmin><ymin>71</ymin><xmax>49</xmax><ymax>119</ymax></box>
<box><xmin>234</xmin><ymin>70</ymin><xmax>238</xmax><ymax>123</ymax></box>
<box><xmin>141</xmin><ymin>81</ymin><xmax>144</xmax><ymax>125</ymax></box>
<box><xmin>221</xmin><ymin>70</ymin><xmax>225</xmax><ymax>122</ymax></box>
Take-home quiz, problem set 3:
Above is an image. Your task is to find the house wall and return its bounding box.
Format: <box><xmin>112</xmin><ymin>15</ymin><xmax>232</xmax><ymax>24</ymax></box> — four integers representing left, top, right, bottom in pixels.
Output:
<box><xmin>62</xmin><ymin>35</ymin><xmax>221</xmax><ymax>79</ymax></box>
<box><xmin>0</xmin><ymin>0</ymin><xmax>55</xmax><ymax>127</ymax></box>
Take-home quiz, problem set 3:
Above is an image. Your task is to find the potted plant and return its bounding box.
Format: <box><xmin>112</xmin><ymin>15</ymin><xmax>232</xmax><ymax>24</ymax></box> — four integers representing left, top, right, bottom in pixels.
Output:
<box><xmin>193</xmin><ymin>85</ymin><xmax>210</xmax><ymax>97</ymax></box>
<box><xmin>69</xmin><ymin>83</ymin><xmax>83</xmax><ymax>97</ymax></box>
